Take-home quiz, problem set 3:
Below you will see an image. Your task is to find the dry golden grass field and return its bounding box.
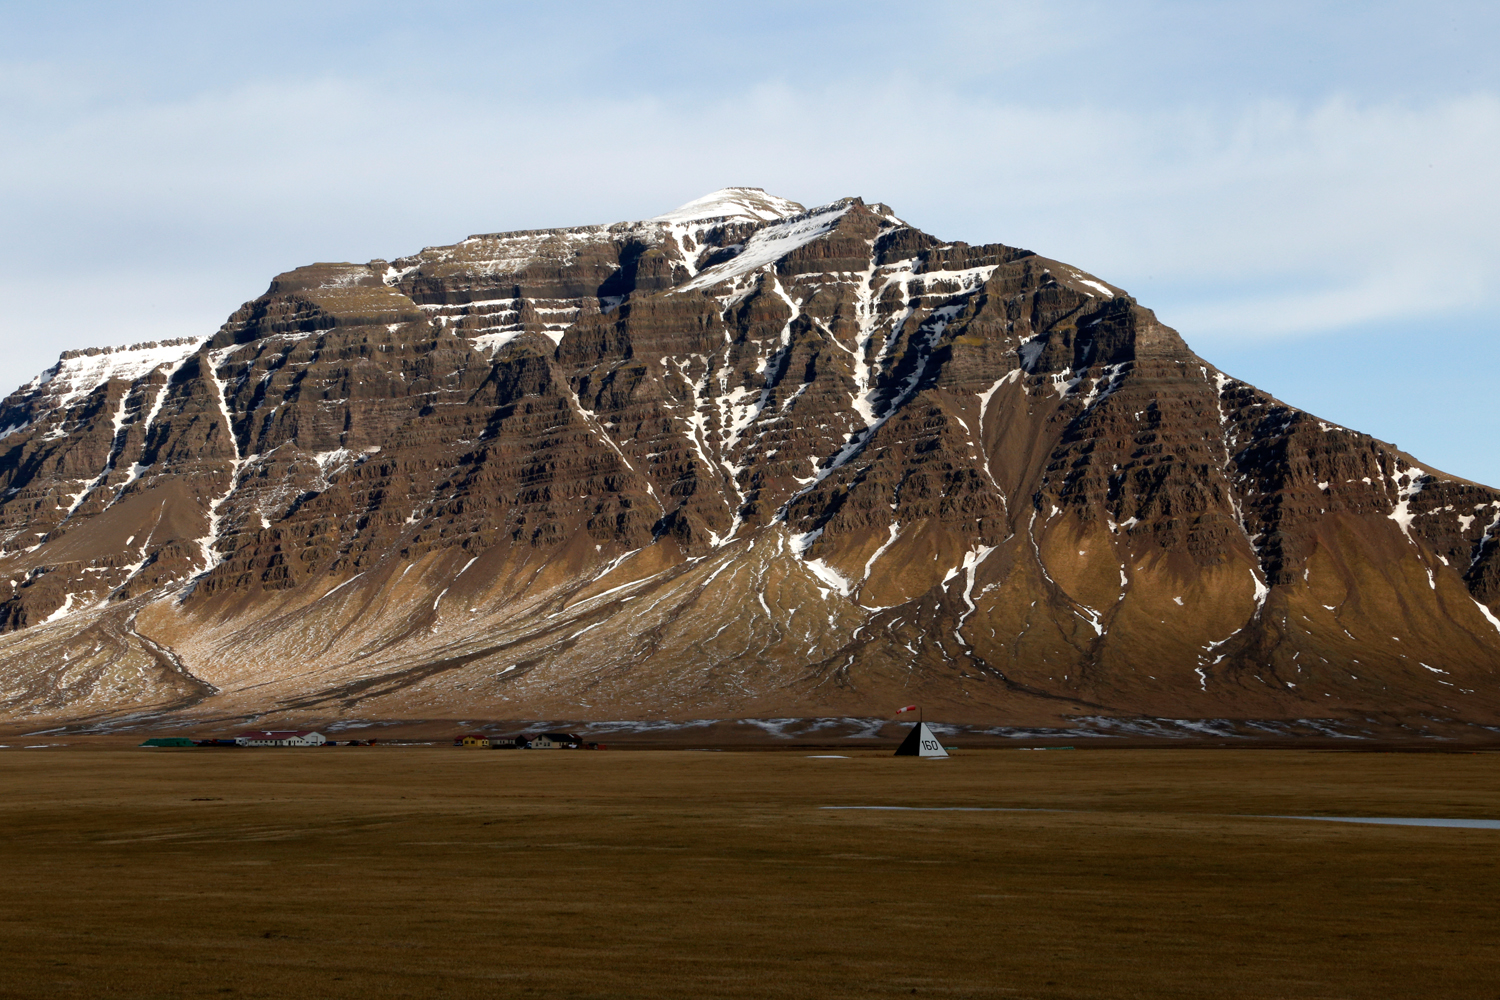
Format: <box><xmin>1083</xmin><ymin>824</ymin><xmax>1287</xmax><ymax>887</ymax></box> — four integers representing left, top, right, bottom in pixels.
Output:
<box><xmin>1</xmin><ymin>745</ymin><xmax>1498</xmax><ymax>999</ymax></box>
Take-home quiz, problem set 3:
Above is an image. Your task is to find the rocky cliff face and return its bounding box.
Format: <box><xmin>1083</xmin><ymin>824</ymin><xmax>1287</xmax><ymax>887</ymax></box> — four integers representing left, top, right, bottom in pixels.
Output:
<box><xmin>3</xmin><ymin>187</ymin><xmax>1499</xmax><ymax>735</ymax></box>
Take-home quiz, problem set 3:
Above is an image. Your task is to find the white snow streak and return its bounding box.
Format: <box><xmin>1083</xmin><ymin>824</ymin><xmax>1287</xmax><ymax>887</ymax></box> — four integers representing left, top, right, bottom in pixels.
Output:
<box><xmin>677</xmin><ymin>201</ymin><xmax>854</xmax><ymax>293</ymax></box>
<box><xmin>191</xmin><ymin>346</ymin><xmax>246</xmax><ymax>575</ymax></box>
<box><xmin>863</xmin><ymin>522</ymin><xmax>901</xmax><ymax>580</ymax></box>
<box><xmin>1473</xmin><ymin>598</ymin><xmax>1500</xmax><ymax>635</ymax></box>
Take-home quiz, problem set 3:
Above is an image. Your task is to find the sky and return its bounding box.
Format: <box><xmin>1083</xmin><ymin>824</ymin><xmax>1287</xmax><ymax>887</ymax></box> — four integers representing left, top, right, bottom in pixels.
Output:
<box><xmin>3</xmin><ymin>0</ymin><xmax>1497</xmax><ymax>482</ymax></box>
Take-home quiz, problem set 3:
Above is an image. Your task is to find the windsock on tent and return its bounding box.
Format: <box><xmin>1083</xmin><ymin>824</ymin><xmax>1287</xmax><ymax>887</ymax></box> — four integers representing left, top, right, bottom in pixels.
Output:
<box><xmin>896</xmin><ymin>705</ymin><xmax>918</xmax><ymax>714</ymax></box>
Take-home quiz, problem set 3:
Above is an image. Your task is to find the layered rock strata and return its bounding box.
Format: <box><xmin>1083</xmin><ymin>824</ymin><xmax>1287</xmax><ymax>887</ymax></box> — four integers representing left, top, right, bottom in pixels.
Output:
<box><xmin>2</xmin><ymin>187</ymin><xmax>1498</xmax><ymax>734</ymax></box>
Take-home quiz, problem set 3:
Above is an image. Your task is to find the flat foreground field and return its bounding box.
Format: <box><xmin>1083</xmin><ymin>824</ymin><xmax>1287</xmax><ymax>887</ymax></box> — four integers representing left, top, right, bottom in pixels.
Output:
<box><xmin>1</xmin><ymin>748</ymin><xmax>1497</xmax><ymax>999</ymax></box>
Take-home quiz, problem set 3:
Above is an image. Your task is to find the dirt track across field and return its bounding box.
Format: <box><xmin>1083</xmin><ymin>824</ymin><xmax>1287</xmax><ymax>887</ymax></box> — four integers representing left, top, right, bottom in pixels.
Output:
<box><xmin>1</xmin><ymin>747</ymin><xmax>1497</xmax><ymax>998</ymax></box>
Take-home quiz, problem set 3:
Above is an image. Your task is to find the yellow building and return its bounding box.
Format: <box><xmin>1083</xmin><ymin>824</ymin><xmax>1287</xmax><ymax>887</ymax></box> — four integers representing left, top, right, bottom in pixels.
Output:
<box><xmin>459</xmin><ymin>734</ymin><xmax>490</xmax><ymax>748</ymax></box>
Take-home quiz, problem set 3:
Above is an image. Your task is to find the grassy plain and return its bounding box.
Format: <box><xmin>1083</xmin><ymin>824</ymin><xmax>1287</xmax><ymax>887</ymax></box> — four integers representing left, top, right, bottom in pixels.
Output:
<box><xmin>0</xmin><ymin>746</ymin><xmax>1497</xmax><ymax>999</ymax></box>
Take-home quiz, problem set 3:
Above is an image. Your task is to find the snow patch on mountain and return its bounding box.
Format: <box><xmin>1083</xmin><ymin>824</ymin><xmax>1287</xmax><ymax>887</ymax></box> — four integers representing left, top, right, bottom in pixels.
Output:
<box><xmin>652</xmin><ymin>187</ymin><xmax>805</xmax><ymax>226</ymax></box>
<box><xmin>677</xmin><ymin>200</ymin><xmax>855</xmax><ymax>292</ymax></box>
<box><xmin>30</xmin><ymin>339</ymin><xmax>207</xmax><ymax>411</ymax></box>
<box><xmin>1388</xmin><ymin>465</ymin><xmax>1427</xmax><ymax>541</ymax></box>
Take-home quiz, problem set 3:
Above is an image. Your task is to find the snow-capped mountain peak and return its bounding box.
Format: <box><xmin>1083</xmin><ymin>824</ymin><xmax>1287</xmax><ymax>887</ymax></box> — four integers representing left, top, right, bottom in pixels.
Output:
<box><xmin>650</xmin><ymin>187</ymin><xmax>805</xmax><ymax>225</ymax></box>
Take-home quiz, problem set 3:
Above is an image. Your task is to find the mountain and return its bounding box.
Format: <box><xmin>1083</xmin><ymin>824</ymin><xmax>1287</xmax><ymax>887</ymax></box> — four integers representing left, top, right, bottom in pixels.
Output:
<box><xmin>2</xmin><ymin>187</ymin><xmax>1499</xmax><ymax>737</ymax></box>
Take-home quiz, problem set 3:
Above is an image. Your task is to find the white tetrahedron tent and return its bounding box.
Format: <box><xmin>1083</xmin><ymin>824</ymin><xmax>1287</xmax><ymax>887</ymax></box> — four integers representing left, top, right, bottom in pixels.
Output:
<box><xmin>894</xmin><ymin>722</ymin><xmax>948</xmax><ymax>758</ymax></box>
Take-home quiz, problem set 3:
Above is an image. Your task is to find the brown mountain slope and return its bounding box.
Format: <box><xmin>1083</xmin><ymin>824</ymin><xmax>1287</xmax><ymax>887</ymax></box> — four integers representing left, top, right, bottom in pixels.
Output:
<box><xmin>1</xmin><ymin>188</ymin><xmax>1498</xmax><ymax>735</ymax></box>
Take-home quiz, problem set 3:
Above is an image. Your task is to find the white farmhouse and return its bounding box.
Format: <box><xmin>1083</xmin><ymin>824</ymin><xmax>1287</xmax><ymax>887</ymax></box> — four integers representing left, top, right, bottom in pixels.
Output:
<box><xmin>234</xmin><ymin>730</ymin><xmax>328</xmax><ymax>747</ymax></box>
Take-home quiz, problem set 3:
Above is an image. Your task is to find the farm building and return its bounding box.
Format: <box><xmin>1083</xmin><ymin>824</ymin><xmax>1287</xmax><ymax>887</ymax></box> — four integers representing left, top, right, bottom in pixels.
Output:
<box><xmin>456</xmin><ymin>734</ymin><xmax>490</xmax><ymax>748</ymax></box>
<box><xmin>528</xmin><ymin>732</ymin><xmax>582</xmax><ymax>749</ymax></box>
<box><xmin>234</xmin><ymin>730</ymin><xmax>327</xmax><ymax>747</ymax></box>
